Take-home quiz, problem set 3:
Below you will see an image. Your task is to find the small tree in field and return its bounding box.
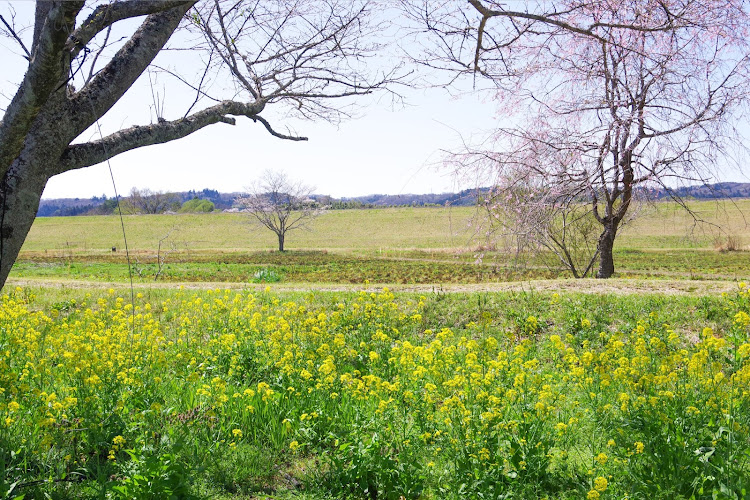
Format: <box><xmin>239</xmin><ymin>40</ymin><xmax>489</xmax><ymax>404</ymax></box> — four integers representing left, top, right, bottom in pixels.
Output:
<box><xmin>407</xmin><ymin>0</ymin><xmax>750</xmax><ymax>278</ymax></box>
<box><xmin>237</xmin><ymin>171</ymin><xmax>323</xmax><ymax>252</ymax></box>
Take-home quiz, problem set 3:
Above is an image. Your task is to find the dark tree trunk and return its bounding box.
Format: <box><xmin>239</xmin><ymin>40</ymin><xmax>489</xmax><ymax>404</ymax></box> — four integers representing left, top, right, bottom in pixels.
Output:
<box><xmin>596</xmin><ymin>225</ymin><xmax>617</xmax><ymax>279</ymax></box>
<box><xmin>0</xmin><ymin>90</ymin><xmax>73</xmax><ymax>289</ymax></box>
<box><xmin>0</xmin><ymin>168</ymin><xmax>48</xmax><ymax>288</ymax></box>
<box><xmin>278</xmin><ymin>232</ymin><xmax>285</xmax><ymax>252</ymax></box>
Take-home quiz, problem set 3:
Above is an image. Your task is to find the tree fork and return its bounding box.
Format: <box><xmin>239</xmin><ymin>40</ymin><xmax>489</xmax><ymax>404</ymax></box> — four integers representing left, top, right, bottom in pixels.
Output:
<box><xmin>0</xmin><ymin>2</ymin><xmax>193</xmax><ymax>289</ymax></box>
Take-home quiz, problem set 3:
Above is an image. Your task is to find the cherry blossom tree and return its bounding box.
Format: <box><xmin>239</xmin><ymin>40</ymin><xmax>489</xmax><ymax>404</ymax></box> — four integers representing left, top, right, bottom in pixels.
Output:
<box><xmin>0</xmin><ymin>0</ymin><xmax>399</xmax><ymax>289</ymax></box>
<box><xmin>407</xmin><ymin>0</ymin><xmax>750</xmax><ymax>278</ymax></box>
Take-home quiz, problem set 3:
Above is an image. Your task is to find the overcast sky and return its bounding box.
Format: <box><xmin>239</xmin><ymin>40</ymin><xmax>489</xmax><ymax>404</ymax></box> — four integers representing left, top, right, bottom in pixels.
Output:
<box><xmin>1</xmin><ymin>2</ymin><xmax>747</xmax><ymax>200</ymax></box>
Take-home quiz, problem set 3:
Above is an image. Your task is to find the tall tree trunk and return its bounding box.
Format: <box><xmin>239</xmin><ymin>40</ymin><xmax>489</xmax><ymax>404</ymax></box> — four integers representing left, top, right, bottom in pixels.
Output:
<box><xmin>278</xmin><ymin>232</ymin><xmax>285</xmax><ymax>252</ymax></box>
<box><xmin>0</xmin><ymin>89</ymin><xmax>72</xmax><ymax>290</ymax></box>
<box><xmin>596</xmin><ymin>225</ymin><xmax>616</xmax><ymax>279</ymax></box>
<box><xmin>0</xmin><ymin>164</ymin><xmax>48</xmax><ymax>288</ymax></box>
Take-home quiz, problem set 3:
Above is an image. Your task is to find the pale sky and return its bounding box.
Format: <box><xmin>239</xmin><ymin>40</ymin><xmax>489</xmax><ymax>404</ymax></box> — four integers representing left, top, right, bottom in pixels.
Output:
<box><xmin>41</xmin><ymin>87</ymin><xmax>499</xmax><ymax>199</ymax></box>
<box><xmin>1</xmin><ymin>2</ymin><xmax>747</xmax><ymax>200</ymax></box>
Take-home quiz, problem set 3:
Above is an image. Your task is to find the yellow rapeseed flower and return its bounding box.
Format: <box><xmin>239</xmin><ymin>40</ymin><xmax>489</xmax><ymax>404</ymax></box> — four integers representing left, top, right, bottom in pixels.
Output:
<box><xmin>594</xmin><ymin>476</ymin><xmax>608</xmax><ymax>491</ymax></box>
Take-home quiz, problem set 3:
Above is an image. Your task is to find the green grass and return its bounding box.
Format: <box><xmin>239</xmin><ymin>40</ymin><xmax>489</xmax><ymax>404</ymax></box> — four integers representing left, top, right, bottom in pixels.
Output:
<box><xmin>22</xmin><ymin>207</ymin><xmax>475</xmax><ymax>254</ymax></box>
<box><xmin>620</xmin><ymin>198</ymin><xmax>750</xmax><ymax>249</ymax></box>
<box><xmin>12</xmin><ymin>248</ymin><xmax>750</xmax><ymax>283</ymax></box>
<box><xmin>10</xmin><ymin>251</ymin><xmax>554</xmax><ymax>284</ymax></box>
<box><xmin>21</xmin><ymin>200</ymin><xmax>750</xmax><ymax>254</ymax></box>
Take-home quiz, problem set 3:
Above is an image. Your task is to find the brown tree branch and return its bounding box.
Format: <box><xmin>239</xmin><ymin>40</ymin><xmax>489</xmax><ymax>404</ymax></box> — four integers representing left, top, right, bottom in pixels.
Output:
<box><xmin>55</xmin><ymin>100</ymin><xmax>306</xmax><ymax>174</ymax></box>
<box><xmin>251</xmin><ymin>115</ymin><xmax>307</xmax><ymax>141</ymax></box>
<box><xmin>69</xmin><ymin>0</ymin><xmax>194</xmax><ymax>59</ymax></box>
<box><xmin>191</xmin><ymin>0</ymin><xmax>403</xmax><ymax>124</ymax></box>
<box><xmin>468</xmin><ymin>0</ymin><xmax>686</xmax><ymax>41</ymax></box>
<box><xmin>0</xmin><ymin>13</ymin><xmax>30</xmax><ymax>59</ymax></box>
<box><xmin>69</xmin><ymin>2</ymin><xmax>195</xmax><ymax>134</ymax></box>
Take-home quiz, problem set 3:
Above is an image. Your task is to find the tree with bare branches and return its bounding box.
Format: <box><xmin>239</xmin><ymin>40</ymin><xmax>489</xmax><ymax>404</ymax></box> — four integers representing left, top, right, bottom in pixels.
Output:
<box><xmin>406</xmin><ymin>0</ymin><xmax>750</xmax><ymax>278</ymax></box>
<box><xmin>121</xmin><ymin>187</ymin><xmax>179</xmax><ymax>214</ymax></box>
<box><xmin>236</xmin><ymin>170</ymin><xmax>323</xmax><ymax>252</ymax></box>
<box><xmin>477</xmin><ymin>180</ymin><xmax>604</xmax><ymax>278</ymax></box>
<box><xmin>0</xmin><ymin>0</ymin><xmax>400</xmax><ymax>289</ymax></box>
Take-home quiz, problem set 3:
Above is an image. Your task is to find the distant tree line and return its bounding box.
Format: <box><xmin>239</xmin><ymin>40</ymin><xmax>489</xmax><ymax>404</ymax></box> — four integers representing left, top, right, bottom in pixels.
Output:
<box><xmin>36</xmin><ymin>183</ymin><xmax>750</xmax><ymax>217</ymax></box>
<box><xmin>37</xmin><ymin>188</ymin><xmax>232</xmax><ymax>216</ymax></box>
<box><xmin>327</xmin><ymin>188</ymin><xmax>485</xmax><ymax>208</ymax></box>
<box><xmin>654</xmin><ymin>183</ymin><xmax>750</xmax><ymax>200</ymax></box>
<box><xmin>36</xmin><ymin>202</ymin><xmax>101</xmax><ymax>217</ymax></box>
<box><xmin>37</xmin><ymin>187</ymin><xmax>484</xmax><ymax>216</ymax></box>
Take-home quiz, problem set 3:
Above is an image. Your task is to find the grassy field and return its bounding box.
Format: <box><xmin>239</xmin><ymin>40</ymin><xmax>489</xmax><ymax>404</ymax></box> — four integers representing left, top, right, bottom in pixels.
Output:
<box><xmin>2</xmin><ymin>200</ymin><xmax>750</xmax><ymax>499</ymax></box>
<box><xmin>20</xmin><ymin>199</ymin><xmax>750</xmax><ymax>253</ymax></box>
<box><xmin>10</xmin><ymin>199</ymin><xmax>750</xmax><ymax>285</ymax></box>
<box><xmin>20</xmin><ymin>207</ymin><xmax>475</xmax><ymax>254</ymax></box>
<box><xmin>621</xmin><ymin>199</ymin><xmax>750</xmax><ymax>249</ymax></box>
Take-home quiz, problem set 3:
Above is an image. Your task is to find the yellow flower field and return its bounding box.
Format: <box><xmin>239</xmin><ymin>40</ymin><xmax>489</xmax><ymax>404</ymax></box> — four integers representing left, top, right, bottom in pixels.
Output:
<box><xmin>1</xmin><ymin>285</ymin><xmax>749</xmax><ymax>498</ymax></box>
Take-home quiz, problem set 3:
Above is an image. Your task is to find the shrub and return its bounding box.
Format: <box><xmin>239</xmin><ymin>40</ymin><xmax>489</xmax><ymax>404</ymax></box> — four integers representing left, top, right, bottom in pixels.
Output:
<box><xmin>179</xmin><ymin>198</ymin><xmax>215</xmax><ymax>213</ymax></box>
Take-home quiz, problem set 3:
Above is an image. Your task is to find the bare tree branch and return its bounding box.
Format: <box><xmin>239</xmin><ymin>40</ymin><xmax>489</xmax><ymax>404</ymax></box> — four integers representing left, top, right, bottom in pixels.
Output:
<box><xmin>57</xmin><ymin>100</ymin><xmax>276</xmax><ymax>174</ymax></box>
<box><xmin>69</xmin><ymin>0</ymin><xmax>195</xmax><ymax>59</ymax></box>
<box><xmin>85</xmin><ymin>25</ymin><xmax>112</xmax><ymax>83</ymax></box>
<box><xmin>191</xmin><ymin>0</ymin><xmax>406</xmax><ymax>124</ymax></box>
<box><xmin>251</xmin><ymin>115</ymin><xmax>307</xmax><ymax>141</ymax></box>
<box><xmin>0</xmin><ymin>13</ymin><xmax>30</xmax><ymax>59</ymax></box>
<box><xmin>148</xmin><ymin>63</ymin><xmax>223</xmax><ymax>110</ymax></box>
<box><xmin>69</xmin><ymin>2</ymin><xmax>195</xmax><ymax>133</ymax></box>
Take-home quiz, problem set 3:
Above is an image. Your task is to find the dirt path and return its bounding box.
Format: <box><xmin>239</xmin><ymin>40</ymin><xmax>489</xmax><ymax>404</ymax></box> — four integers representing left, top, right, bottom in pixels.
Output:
<box><xmin>5</xmin><ymin>277</ymin><xmax>742</xmax><ymax>296</ymax></box>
